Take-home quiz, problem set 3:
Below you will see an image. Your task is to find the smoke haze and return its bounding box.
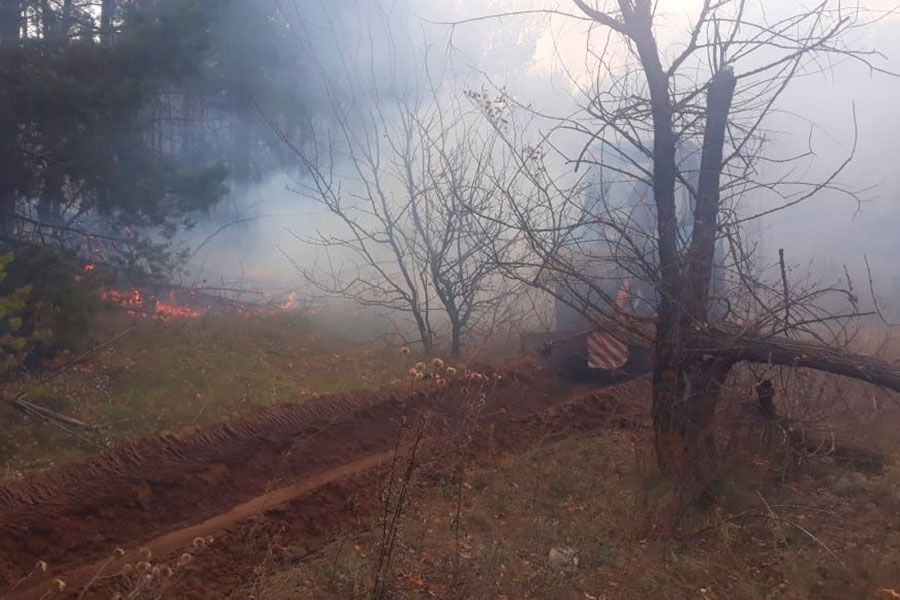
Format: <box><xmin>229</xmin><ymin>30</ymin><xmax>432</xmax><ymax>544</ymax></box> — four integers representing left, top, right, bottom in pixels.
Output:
<box><xmin>185</xmin><ymin>0</ymin><xmax>900</xmax><ymax>311</ymax></box>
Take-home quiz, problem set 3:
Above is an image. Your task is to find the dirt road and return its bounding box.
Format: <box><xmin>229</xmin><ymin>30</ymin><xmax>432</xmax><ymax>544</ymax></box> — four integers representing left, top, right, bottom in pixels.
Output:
<box><xmin>0</xmin><ymin>360</ymin><xmax>649</xmax><ymax>598</ymax></box>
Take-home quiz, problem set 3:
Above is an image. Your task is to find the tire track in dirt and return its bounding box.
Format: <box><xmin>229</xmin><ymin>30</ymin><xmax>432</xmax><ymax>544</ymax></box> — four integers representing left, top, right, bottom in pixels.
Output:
<box><xmin>0</xmin><ymin>360</ymin><xmax>649</xmax><ymax>599</ymax></box>
<box><xmin>149</xmin><ymin>376</ymin><xmax>651</xmax><ymax>600</ymax></box>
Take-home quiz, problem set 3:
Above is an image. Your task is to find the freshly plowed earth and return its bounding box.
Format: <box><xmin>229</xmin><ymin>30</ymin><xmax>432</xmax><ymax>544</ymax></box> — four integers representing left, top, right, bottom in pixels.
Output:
<box><xmin>0</xmin><ymin>359</ymin><xmax>650</xmax><ymax>599</ymax></box>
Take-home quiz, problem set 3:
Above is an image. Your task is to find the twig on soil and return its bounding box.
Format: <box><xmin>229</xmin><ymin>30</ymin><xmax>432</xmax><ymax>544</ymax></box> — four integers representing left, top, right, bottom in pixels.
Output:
<box><xmin>4</xmin><ymin>324</ymin><xmax>140</xmax><ymax>434</ymax></box>
<box><xmin>76</xmin><ymin>556</ymin><xmax>116</xmax><ymax>599</ymax></box>
<box><xmin>689</xmin><ymin>496</ymin><xmax>851</xmax><ymax>561</ymax></box>
<box><xmin>755</xmin><ymin>491</ymin><xmax>846</xmax><ymax>569</ymax></box>
<box><xmin>16</xmin><ymin>325</ymin><xmax>139</xmax><ymax>398</ymax></box>
<box><xmin>30</xmin><ymin>409</ymin><xmax>105</xmax><ymax>450</ymax></box>
<box><xmin>689</xmin><ymin>493</ymin><xmax>847</xmax><ymax>569</ymax></box>
<box><xmin>12</xmin><ymin>398</ymin><xmax>95</xmax><ymax>430</ymax></box>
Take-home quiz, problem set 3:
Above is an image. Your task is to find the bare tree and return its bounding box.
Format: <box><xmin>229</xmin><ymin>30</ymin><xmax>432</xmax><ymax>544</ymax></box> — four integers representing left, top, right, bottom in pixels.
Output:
<box><xmin>456</xmin><ymin>0</ymin><xmax>900</xmax><ymax>490</ymax></box>
<box><xmin>267</xmin><ymin>32</ymin><xmax>516</xmax><ymax>357</ymax></box>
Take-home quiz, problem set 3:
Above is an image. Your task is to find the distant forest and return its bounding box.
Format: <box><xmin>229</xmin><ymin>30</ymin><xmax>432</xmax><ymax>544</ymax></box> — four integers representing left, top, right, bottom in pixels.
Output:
<box><xmin>0</xmin><ymin>0</ymin><xmax>330</xmax><ymax>271</ymax></box>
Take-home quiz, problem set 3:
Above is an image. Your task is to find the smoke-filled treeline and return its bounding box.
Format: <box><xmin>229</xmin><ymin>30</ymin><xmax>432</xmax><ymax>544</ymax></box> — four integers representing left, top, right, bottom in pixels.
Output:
<box><xmin>0</xmin><ymin>0</ymin><xmax>343</xmax><ymax>273</ymax></box>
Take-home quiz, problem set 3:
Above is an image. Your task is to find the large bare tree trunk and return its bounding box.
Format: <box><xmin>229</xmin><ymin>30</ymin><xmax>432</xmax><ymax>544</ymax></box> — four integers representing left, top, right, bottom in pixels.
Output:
<box><xmin>564</xmin><ymin>0</ymin><xmax>895</xmax><ymax>491</ymax></box>
<box><xmin>614</xmin><ymin>0</ymin><xmax>689</xmax><ymax>477</ymax></box>
<box><xmin>653</xmin><ymin>355</ymin><xmax>733</xmax><ymax>482</ymax></box>
<box><xmin>654</xmin><ymin>66</ymin><xmax>737</xmax><ymax>477</ymax></box>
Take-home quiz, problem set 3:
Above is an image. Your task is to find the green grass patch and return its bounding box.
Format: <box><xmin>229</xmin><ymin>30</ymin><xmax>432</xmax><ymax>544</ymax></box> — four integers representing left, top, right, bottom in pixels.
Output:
<box><xmin>0</xmin><ymin>309</ymin><xmax>413</xmax><ymax>480</ymax></box>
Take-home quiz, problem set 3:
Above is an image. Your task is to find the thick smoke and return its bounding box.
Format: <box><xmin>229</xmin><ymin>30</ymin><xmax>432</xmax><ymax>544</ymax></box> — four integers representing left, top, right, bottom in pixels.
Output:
<box><xmin>185</xmin><ymin>0</ymin><xmax>900</xmax><ymax>314</ymax></box>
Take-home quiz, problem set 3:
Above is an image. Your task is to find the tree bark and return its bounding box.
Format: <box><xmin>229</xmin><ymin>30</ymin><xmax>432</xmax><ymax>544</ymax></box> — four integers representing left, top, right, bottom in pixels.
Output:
<box><xmin>100</xmin><ymin>0</ymin><xmax>115</xmax><ymax>45</ymax></box>
<box><xmin>653</xmin><ymin>354</ymin><xmax>732</xmax><ymax>482</ymax></box>
<box><xmin>0</xmin><ymin>0</ymin><xmax>20</xmax><ymax>239</ymax></box>
<box><xmin>61</xmin><ymin>0</ymin><xmax>73</xmax><ymax>31</ymax></box>
<box><xmin>694</xmin><ymin>329</ymin><xmax>900</xmax><ymax>393</ymax></box>
<box><xmin>39</xmin><ymin>0</ymin><xmax>56</xmax><ymax>39</ymax></box>
<box><xmin>683</xmin><ymin>67</ymin><xmax>736</xmax><ymax>321</ymax></box>
<box><xmin>450</xmin><ymin>317</ymin><xmax>462</xmax><ymax>359</ymax></box>
<box><xmin>621</xmin><ymin>0</ymin><xmax>689</xmax><ymax>478</ymax></box>
<box><xmin>38</xmin><ymin>159</ymin><xmax>64</xmax><ymax>225</ymax></box>
<box><xmin>0</xmin><ymin>0</ymin><xmax>20</xmax><ymax>46</ymax></box>
<box><xmin>653</xmin><ymin>66</ymin><xmax>738</xmax><ymax>477</ymax></box>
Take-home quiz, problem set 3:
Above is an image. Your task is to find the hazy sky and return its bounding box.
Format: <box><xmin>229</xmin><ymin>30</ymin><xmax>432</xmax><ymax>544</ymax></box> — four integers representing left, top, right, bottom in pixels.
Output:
<box><xmin>191</xmin><ymin>0</ymin><xmax>899</xmax><ymax>293</ymax></box>
<box><xmin>410</xmin><ymin>0</ymin><xmax>900</xmax><ymax>280</ymax></box>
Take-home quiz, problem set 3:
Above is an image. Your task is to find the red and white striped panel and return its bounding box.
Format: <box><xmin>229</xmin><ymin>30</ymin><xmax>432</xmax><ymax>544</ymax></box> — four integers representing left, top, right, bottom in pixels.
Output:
<box><xmin>587</xmin><ymin>331</ymin><xmax>629</xmax><ymax>370</ymax></box>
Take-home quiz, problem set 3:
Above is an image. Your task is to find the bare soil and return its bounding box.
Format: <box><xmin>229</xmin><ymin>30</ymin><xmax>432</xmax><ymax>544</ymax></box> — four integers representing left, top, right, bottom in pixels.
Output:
<box><xmin>0</xmin><ymin>359</ymin><xmax>650</xmax><ymax>599</ymax></box>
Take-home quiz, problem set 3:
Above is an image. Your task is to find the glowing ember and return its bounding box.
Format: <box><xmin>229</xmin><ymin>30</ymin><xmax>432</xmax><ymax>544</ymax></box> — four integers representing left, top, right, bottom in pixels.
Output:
<box><xmin>155</xmin><ymin>301</ymin><xmax>201</xmax><ymax>319</ymax></box>
<box><xmin>102</xmin><ymin>288</ymin><xmax>144</xmax><ymax>309</ymax></box>
<box><xmin>101</xmin><ymin>287</ymin><xmax>201</xmax><ymax>320</ymax></box>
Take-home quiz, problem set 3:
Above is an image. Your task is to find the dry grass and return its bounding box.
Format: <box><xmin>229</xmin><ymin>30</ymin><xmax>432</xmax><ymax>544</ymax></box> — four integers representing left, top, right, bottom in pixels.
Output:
<box><xmin>242</xmin><ymin>418</ymin><xmax>900</xmax><ymax>600</ymax></box>
<box><xmin>3</xmin><ymin>311</ymin><xmax>899</xmax><ymax>599</ymax></box>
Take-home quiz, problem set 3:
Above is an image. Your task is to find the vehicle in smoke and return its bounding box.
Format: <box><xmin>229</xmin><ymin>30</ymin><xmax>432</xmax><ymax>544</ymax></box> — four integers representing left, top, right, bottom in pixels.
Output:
<box><xmin>523</xmin><ymin>144</ymin><xmax>727</xmax><ymax>381</ymax></box>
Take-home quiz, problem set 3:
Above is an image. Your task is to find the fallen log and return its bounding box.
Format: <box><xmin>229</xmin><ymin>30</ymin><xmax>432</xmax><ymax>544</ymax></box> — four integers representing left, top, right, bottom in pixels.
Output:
<box><xmin>692</xmin><ymin>329</ymin><xmax>900</xmax><ymax>393</ymax></box>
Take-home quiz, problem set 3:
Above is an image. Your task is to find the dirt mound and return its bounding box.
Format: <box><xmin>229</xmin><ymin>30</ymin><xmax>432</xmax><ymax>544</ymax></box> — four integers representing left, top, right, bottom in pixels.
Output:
<box><xmin>0</xmin><ymin>359</ymin><xmax>588</xmax><ymax>588</ymax></box>
<box><xmin>0</xmin><ymin>362</ymin><xmax>652</xmax><ymax>597</ymax></box>
<box><xmin>143</xmin><ymin>379</ymin><xmax>651</xmax><ymax>600</ymax></box>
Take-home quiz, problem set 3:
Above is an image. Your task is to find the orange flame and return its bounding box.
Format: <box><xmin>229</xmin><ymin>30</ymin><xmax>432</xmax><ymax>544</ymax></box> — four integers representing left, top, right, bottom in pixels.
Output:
<box><xmin>100</xmin><ymin>286</ymin><xmax>309</xmax><ymax>320</ymax></box>
<box><xmin>155</xmin><ymin>301</ymin><xmax>201</xmax><ymax>319</ymax></box>
<box><xmin>101</xmin><ymin>288</ymin><xmax>202</xmax><ymax>320</ymax></box>
<box><xmin>102</xmin><ymin>288</ymin><xmax>144</xmax><ymax>309</ymax></box>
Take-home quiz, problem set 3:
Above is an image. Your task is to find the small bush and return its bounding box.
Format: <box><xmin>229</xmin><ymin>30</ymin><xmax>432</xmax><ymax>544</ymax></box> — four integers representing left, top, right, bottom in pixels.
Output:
<box><xmin>0</xmin><ymin>244</ymin><xmax>102</xmax><ymax>361</ymax></box>
<box><xmin>0</xmin><ymin>252</ymin><xmax>52</xmax><ymax>380</ymax></box>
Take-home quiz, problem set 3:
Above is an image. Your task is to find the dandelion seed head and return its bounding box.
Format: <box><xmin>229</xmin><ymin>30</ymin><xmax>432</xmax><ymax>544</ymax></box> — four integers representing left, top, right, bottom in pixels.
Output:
<box><xmin>431</xmin><ymin>358</ymin><xmax>445</xmax><ymax>370</ymax></box>
<box><xmin>400</xmin><ymin>347</ymin><xmax>411</xmax><ymax>355</ymax></box>
<box><xmin>52</xmin><ymin>578</ymin><xmax>66</xmax><ymax>592</ymax></box>
<box><xmin>35</xmin><ymin>560</ymin><xmax>48</xmax><ymax>573</ymax></box>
